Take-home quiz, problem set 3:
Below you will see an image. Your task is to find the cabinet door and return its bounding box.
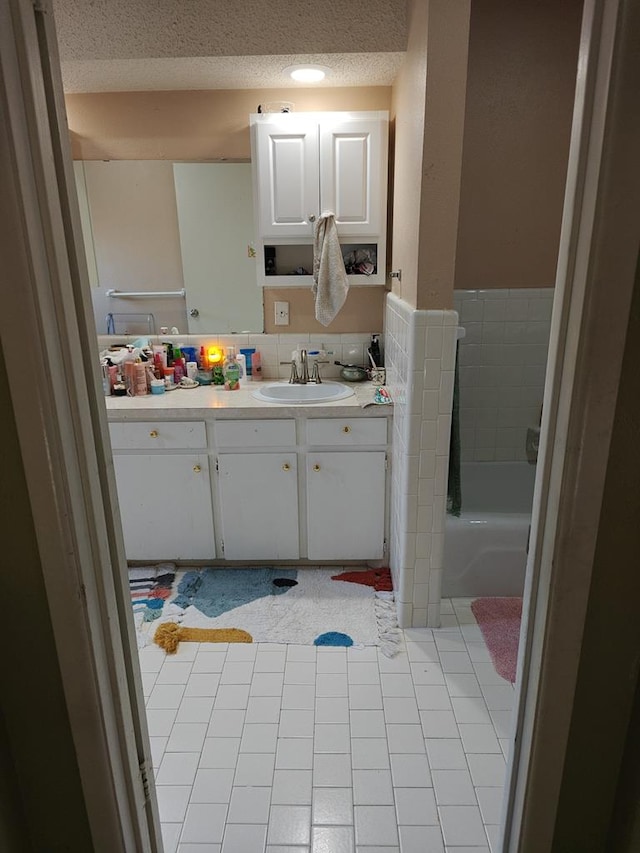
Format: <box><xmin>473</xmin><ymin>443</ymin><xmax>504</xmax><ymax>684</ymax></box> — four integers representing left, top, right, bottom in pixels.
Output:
<box><xmin>218</xmin><ymin>453</ymin><xmax>300</xmax><ymax>560</ymax></box>
<box><xmin>255</xmin><ymin>118</ymin><xmax>320</xmax><ymax>237</ymax></box>
<box><xmin>307</xmin><ymin>452</ymin><xmax>386</xmax><ymax>560</ymax></box>
<box><xmin>113</xmin><ymin>454</ymin><xmax>215</xmax><ymax>560</ymax></box>
<box><xmin>320</xmin><ymin>117</ymin><xmax>387</xmax><ymax>236</ymax></box>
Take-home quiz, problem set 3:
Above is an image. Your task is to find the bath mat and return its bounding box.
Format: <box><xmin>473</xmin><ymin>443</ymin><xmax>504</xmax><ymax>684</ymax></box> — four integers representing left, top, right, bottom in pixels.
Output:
<box><xmin>137</xmin><ymin>566</ymin><xmax>399</xmax><ymax>656</ymax></box>
<box><xmin>128</xmin><ymin>564</ymin><xmax>177</xmax><ymax>648</ymax></box>
<box><xmin>471</xmin><ymin>597</ymin><xmax>522</xmax><ymax>683</ymax></box>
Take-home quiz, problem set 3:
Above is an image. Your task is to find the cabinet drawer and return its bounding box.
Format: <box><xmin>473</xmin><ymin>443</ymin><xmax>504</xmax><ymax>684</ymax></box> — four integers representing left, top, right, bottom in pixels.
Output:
<box><xmin>109</xmin><ymin>421</ymin><xmax>206</xmax><ymax>450</ymax></box>
<box><xmin>214</xmin><ymin>419</ymin><xmax>296</xmax><ymax>448</ymax></box>
<box><xmin>307</xmin><ymin>418</ymin><xmax>387</xmax><ymax>447</ymax></box>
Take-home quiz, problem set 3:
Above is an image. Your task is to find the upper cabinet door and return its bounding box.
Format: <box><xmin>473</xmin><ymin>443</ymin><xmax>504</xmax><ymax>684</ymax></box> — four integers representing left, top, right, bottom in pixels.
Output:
<box><xmin>319</xmin><ymin>116</ymin><xmax>387</xmax><ymax>236</ymax></box>
<box><xmin>255</xmin><ymin>118</ymin><xmax>320</xmax><ymax>238</ymax></box>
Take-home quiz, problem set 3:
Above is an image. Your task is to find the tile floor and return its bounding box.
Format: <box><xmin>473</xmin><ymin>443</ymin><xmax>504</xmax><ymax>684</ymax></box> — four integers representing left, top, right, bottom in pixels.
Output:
<box><xmin>140</xmin><ymin>598</ymin><xmax>515</xmax><ymax>853</ymax></box>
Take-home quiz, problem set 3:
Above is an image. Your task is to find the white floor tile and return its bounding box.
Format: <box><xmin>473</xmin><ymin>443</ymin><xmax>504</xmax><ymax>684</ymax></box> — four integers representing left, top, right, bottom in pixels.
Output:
<box><xmin>377</xmin><ymin>649</ymin><xmax>411</xmax><ymax>673</ymax></box>
<box><xmin>149</xmin><ymin>736</ymin><xmax>168</xmax><ymax>768</ymax></box>
<box><xmin>178</xmin><ymin>843</ymin><xmax>222</xmax><ymax>853</ymax></box>
<box><xmin>316</xmin><ymin>674</ymin><xmax>349</xmax><ymax>697</ymax></box>
<box><xmin>272</xmin><ymin>769</ymin><xmax>313</xmax><ymax>805</ymax></box>
<box><xmin>347</xmin><ymin>646</ymin><xmax>378</xmax><ymax>662</ymax></box>
<box><xmin>156</xmin><ymin>662</ymin><xmax>193</xmax><ymax>685</ymax></box>
<box><xmin>347</xmin><ymin>662</ymin><xmax>380</xmax><ymax>685</ymax></box>
<box><xmin>485</xmin><ymin>823</ymin><xmax>501</xmax><ymax>852</ymax></box>
<box><xmin>314</xmin><ymin>724</ymin><xmax>351</xmax><ymax>753</ymax></box>
<box><xmin>489</xmin><ymin>709</ymin><xmax>513</xmax><ymax>740</ymax></box>
<box><xmin>481</xmin><ymin>685</ymin><xmax>515</xmax><ymax>711</ymax></box>
<box><xmin>434</xmin><ymin>637</ymin><xmax>466</xmax><ymax>654</ymax></box>
<box><xmin>386</xmin><ymin>725</ymin><xmax>426</xmax><ymax>754</ymax></box>
<box><xmin>166</xmin><ymin>722</ymin><xmax>208</xmax><ymax>753</ymax></box>
<box><xmin>420</xmin><ymin>710</ymin><xmax>460</xmax><ymax>739</ymax></box>
<box><xmin>351</xmin><ymin>738</ymin><xmax>390</xmax><ymax>770</ymax></box>
<box><xmin>234</xmin><ymin>753</ymin><xmax>276</xmax><ymax>787</ymax></box>
<box><xmin>466</xmin><ymin>754</ymin><xmax>507</xmax><ymax>788</ymax></box>
<box><xmin>354</xmin><ymin>806</ymin><xmax>399</xmax><ymax>846</ymax></box>
<box><xmin>267</xmin><ymin>805</ymin><xmax>311</xmax><ymax>846</ymax></box>
<box><xmin>476</xmin><ymin>787</ymin><xmax>504</xmax><ymax>825</ymax></box>
<box><xmin>208</xmin><ymin>709</ymin><xmax>246</xmax><ymax>737</ymax></box>
<box><xmin>226</xmin><ymin>644</ymin><xmax>257</xmax><ymax>662</ymax></box>
<box><xmin>156</xmin><ymin>785</ymin><xmax>191</xmax><ymax>823</ymax></box>
<box><xmin>227</xmin><ymin>786</ymin><xmax>271</xmax><ymax>823</ymax></box>
<box><xmin>288</xmin><ymin>645</ymin><xmax>318</xmax><ymax>663</ymax></box>
<box><xmin>184</xmin><ymin>673</ymin><xmax>221</xmax><ymax>698</ymax></box>
<box><xmin>425</xmin><ymin>739</ymin><xmax>467</xmax><ymax>771</ymax></box>
<box><xmin>409</xmin><ymin>662</ymin><xmax>447</xmax><ymax>685</ymax></box>
<box><xmin>147</xmin><ymin>709</ymin><xmax>178</xmax><ymax>737</ymax></box>
<box><xmin>170</xmin><ymin>643</ymin><xmax>200</xmax><ymax>661</ymax></box>
<box><xmin>285</xmin><ymin>662</ymin><xmax>316</xmax><ymax>685</ymax></box>
<box><xmin>282</xmin><ymin>684</ymin><xmax>316</xmax><ymax>710</ymax></box>
<box><xmin>349</xmin><ymin>710</ymin><xmax>387</xmax><ymax>738</ymax></box>
<box><xmin>147</xmin><ymin>684</ymin><xmax>186</xmax><ymax>710</ymax></box>
<box><xmin>352</xmin><ymin>769</ymin><xmax>394</xmax><ymax>805</ymax></box>
<box><xmin>466</xmin><ymin>643</ymin><xmax>492</xmax><ymax>664</ymax></box>
<box><xmin>389</xmin><ymin>754</ymin><xmax>432</xmax><ymax>788</ymax></box>
<box><xmin>139</xmin><ymin>648</ymin><xmax>165</xmax><ymax>673</ymax></box>
<box><xmin>312</xmin><ymin>825</ymin><xmax>354</xmax><ymax>853</ymax></box>
<box><xmin>176</xmin><ymin>697</ymin><xmax>215</xmax><ymax>724</ymax></box>
<box><xmin>279</xmin><ymin>709</ymin><xmax>315</xmax><ymax>738</ymax></box>
<box><xmin>458</xmin><ymin>724</ymin><xmax>501</xmax><ymax>754</ymax></box>
<box><xmin>192</xmin><ymin>651</ymin><xmax>227</xmax><ymax>674</ymax></box>
<box><xmin>406</xmin><ymin>642</ymin><xmax>440</xmax><ymax>662</ymax></box>
<box><xmin>432</xmin><ymin>770</ymin><xmax>477</xmax><ymax>806</ymax></box>
<box><xmin>473</xmin><ymin>662</ymin><xmax>510</xmax><ymax>686</ymax></box>
<box><xmin>460</xmin><ymin>624</ymin><xmax>484</xmax><ymax>643</ymax></box>
<box><xmin>398</xmin><ymin>825</ymin><xmax>444</xmax><ymax>853</ymax></box>
<box><xmin>444</xmin><ymin>674</ymin><xmax>482</xmax><ymax>698</ymax></box>
<box><xmin>380</xmin><ymin>673</ymin><xmax>415</xmax><ymax>697</ymax></box>
<box><xmin>142</xmin><ymin>671</ymin><xmax>158</xmax><ymax>697</ymax></box>
<box><xmin>383</xmin><ymin>697</ymin><xmax>421</xmax><ymax>725</ymax></box>
<box><xmin>415</xmin><ymin>686</ymin><xmax>452</xmax><ymax>711</ymax></box>
<box><xmin>317</xmin><ymin>651</ymin><xmax>347</xmax><ymax>674</ymax></box>
<box><xmin>395</xmin><ymin>786</ymin><xmax>438</xmax><ymax>824</ymax></box>
<box><xmin>316</xmin><ymin>697</ymin><xmax>350</xmax><ymax>724</ymax></box>
<box><xmin>199</xmin><ymin>738</ymin><xmax>241</xmax><ymax>769</ymax></box>
<box><xmin>265</xmin><ymin>847</ymin><xmax>308</xmax><ymax>853</ymax></box>
<box><xmin>240</xmin><ymin>723</ymin><xmax>278</xmax><ymax>754</ymax></box>
<box><xmin>222</xmin><ymin>823</ymin><xmax>267</xmax><ymax>853</ymax></box>
<box><xmin>191</xmin><ymin>768</ymin><xmax>235</xmax><ymax>803</ymax></box>
<box><xmin>404</xmin><ymin>628</ymin><xmax>434</xmax><ymax>642</ymax></box>
<box><xmin>254</xmin><ymin>651</ymin><xmax>287</xmax><ymax>673</ymax></box>
<box><xmin>438</xmin><ymin>805</ymin><xmax>487</xmax><ymax>847</ymax></box>
<box><xmin>161</xmin><ymin>822</ymin><xmax>182</xmax><ymax>853</ymax></box>
<box><xmin>215</xmin><ymin>685</ymin><xmax>251</xmax><ymax>709</ymax></box>
<box><xmin>348</xmin><ymin>684</ymin><xmax>383</xmax><ymax>710</ymax></box>
<box><xmin>312</xmin><ymin>787</ymin><xmax>353</xmax><ymax>825</ymax></box>
<box><xmin>181</xmin><ymin>803</ymin><xmax>227</xmax><ymax>844</ymax></box>
<box><xmin>250</xmin><ymin>673</ymin><xmax>284</xmax><ymax>697</ymax></box>
<box><xmin>156</xmin><ymin>752</ymin><xmax>200</xmax><ymax>785</ymax></box>
<box><xmin>439</xmin><ymin>652</ymin><xmax>474</xmax><ymax>674</ymax></box>
<box><xmin>220</xmin><ymin>662</ymin><xmax>255</xmax><ymax>685</ymax></box>
<box><xmin>313</xmin><ymin>754</ymin><xmax>352</xmax><ymax>788</ymax></box>
<box><xmin>276</xmin><ymin>738</ymin><xmax>314</xmax><ymax>770</ymax></box>
<box><xmin>451</xmin><ymin>697</ymin><xmax>491</xmax><ymax>725</ymax></box>
<box><xmin>245</xmin><ymin>696</ymin><xmax>282</xmax><ymax>724</ymax></box>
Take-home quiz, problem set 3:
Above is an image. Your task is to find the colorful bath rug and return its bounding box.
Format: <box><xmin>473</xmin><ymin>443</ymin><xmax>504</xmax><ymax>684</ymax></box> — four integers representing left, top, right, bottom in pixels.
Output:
<box><xmin>129</xmin><ymin>564</ymin><xmax>176</xmax><ymax>647</ymax></box>
<box><xmin>142</xmin><ymin>566</ymin><xmax>399</xmax><ymax>656</ymax></box>
<box><xmin>471</xmin><ymin>597</ymin><xmax>522</xmax><ymax>683</ymax></box>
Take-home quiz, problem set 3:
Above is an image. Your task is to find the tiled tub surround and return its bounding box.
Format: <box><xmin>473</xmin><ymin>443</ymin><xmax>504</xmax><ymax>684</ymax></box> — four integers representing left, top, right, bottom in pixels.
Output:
<box><xmin>454</xmin><ymin>289</ymin><xmax>553</xmax><ymax>463</ymax></box>
<box><xmin>385</xmin><ymin>294</ymin><xmax>458</xmax><ymax>629</ymax></box>
<box><xmin>97</xmin><ymin>332</ymin><xmax>380</xmax><ymax>383</ymax></box>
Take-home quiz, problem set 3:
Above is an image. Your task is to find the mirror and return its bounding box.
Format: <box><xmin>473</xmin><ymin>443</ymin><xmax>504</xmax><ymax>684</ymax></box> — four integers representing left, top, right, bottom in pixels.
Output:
<box><xmin>75</xmin><ymin>159</ymin><xmax>264</xmax><ymax>335</ymax></box>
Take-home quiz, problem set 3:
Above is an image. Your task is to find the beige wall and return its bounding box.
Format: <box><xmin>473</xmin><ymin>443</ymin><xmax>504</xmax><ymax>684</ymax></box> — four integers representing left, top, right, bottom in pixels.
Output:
<box><xmin>455</xmin><ymin>0</ymin><xmax>583</xmax><ymax>290</ymax></box>
<box><xmin>67</xmin><ymin>87</ymin><xmax>391</xmax><ymax>333</ymax></box>
<box><xmin>66</xmin><ymin>87</ymin><xmax>391</xmax><ymax>161</ymax></box>
<box><xmin>390</xmin><ymin>0</ymin><xmax>470</xmax><ymax>311</ymax></box>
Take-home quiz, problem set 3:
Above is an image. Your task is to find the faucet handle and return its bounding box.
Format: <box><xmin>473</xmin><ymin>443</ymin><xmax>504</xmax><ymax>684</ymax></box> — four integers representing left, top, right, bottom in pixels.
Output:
<box><xmin>310</xmin><ymin>362</ymin><xmax>322</xmax><ymax>384</ymax></box>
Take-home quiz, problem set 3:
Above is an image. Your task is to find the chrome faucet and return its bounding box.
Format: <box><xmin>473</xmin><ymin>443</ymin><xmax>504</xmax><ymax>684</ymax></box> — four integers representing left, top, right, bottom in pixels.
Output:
<box><xmin>299</xmin><ymin>349</ymin><xmax>310</xmax><ymax>384</ymax></box>
<box><xmin>280</xmin><ymin>349</ymin><xmax>329</xmax><ymax>384</ymax></box>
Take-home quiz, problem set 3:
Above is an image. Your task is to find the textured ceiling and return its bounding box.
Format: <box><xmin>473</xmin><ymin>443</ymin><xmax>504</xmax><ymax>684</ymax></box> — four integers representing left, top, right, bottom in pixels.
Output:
<box><xmin>54</xmin><ymin>0</ymin><xmax>407</xmax><ymax>92</ymax></box>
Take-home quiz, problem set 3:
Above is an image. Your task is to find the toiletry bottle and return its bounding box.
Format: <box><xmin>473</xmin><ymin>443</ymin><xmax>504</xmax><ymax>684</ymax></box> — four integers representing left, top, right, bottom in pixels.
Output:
<box><xmin>134</xmin><ymin>361</ymin><xmax>148</xmax><ymax>395</ymax></box>
<box><xmin>369</xmin><ymin>334</ymin><xmax>382</xmax><ymax>367</ymax></box>
<box><xmin>236</xmin><ymin>352</ymin><xmax>247</xmax><ymax>386</ymax></box>
<box><xmin>239</xmin><ymin>347</ymin><xmax>255</xmax><ymax>380</ymax></box>
<box><xmin>101</xmin><ymin>363</ymin><xmax>111</xmax><ymax>396</ymax></box>
<box><xmin>222</xmin><ymin>346</ymin><xmax>241</xmax><ymax>391</ymax></box>
<box><xmin>251</xmin><ymin>350</ymin><xmax>262</xmax><ymax>381</ymax></box>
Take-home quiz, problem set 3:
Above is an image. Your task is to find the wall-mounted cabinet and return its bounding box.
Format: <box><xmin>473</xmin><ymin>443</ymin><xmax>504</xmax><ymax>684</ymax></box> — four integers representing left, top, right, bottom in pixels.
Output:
<box><xmin>250</xmin><ymin>111</ymin><xmax>388</xmax><ymax>287</ymax></box>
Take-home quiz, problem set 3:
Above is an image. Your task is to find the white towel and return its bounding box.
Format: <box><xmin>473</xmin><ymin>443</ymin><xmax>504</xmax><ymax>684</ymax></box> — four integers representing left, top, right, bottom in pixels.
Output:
<box><xmin>312</xmin><ymin>212</ymin><xmax>349</xmax><ymax>326</ymax></box>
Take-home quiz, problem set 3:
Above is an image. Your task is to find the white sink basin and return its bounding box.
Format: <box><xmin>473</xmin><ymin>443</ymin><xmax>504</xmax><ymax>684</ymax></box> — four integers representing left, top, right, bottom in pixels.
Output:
<box><xmin>252</xmin><ymin>381</ymin><xmax>355</xmax><ymax>404</ymax></box>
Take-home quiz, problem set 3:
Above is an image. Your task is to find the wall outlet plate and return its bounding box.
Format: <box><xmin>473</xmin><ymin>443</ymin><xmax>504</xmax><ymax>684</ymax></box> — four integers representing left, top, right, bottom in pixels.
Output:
<box><xmin>274</xmin><ymin>301</ymin><xmax>289</xmax><ymax>325</ymax></box>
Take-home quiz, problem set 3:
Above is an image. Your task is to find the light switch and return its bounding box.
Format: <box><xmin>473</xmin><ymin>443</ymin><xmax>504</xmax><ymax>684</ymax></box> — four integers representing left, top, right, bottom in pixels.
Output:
<box><xmin>274</xmin><ymin>301</ymin><xmax>289</xmax><ymax>326</ymax></box>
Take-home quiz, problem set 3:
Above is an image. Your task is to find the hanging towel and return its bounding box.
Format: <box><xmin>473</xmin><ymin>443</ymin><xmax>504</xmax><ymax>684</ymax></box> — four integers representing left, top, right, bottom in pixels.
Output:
<box><xmin>312</xmin><ymin>212</ymin><xmax>349</xmax><ymax>326</ymax></box>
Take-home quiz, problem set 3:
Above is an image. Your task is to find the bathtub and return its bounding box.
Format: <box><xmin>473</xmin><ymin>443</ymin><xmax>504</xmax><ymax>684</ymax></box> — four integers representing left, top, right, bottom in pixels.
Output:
<box><xmin>442</xmin><ymin>461</ymin><xmax>537</xmax><ymax>598</ymax></box>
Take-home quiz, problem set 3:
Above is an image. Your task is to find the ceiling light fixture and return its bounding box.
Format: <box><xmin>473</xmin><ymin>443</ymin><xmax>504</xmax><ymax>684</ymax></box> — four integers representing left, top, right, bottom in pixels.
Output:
<box><xmin>285</xmin><ymin>65</ymin><xmax>330</xmax><ymax>83</ymax></box>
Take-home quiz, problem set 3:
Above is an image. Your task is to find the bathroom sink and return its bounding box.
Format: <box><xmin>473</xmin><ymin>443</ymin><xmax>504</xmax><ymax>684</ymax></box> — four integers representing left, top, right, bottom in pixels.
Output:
<box><xmin>252</xmin><ymin>381</ymin><xmax>355</xmax><ymax>404</ymax></box>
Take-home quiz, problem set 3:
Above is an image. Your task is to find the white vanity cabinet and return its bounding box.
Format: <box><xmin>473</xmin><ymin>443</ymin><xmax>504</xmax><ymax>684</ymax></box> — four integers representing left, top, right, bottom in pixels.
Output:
<box><xmin>109</xmin><ymin>421</ymin><xmax>215</xmax><ymax>561</ymax></box>
<box><xmin>250</xmin><ymin>111</ymin><xmax>388</xmax><ymax>285</ymax></box>
<box><xmin>305</xmin><ymin>418</ymin><xmax>388</xmax><ymax>560</ymax></box>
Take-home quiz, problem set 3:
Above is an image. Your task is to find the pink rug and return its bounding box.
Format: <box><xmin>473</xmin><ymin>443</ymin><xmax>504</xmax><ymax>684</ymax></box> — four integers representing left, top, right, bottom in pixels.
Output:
<box><xmin>471</xmin><ymin>597</ymin><xmax>522</xmax><ymax>683</ymax></box>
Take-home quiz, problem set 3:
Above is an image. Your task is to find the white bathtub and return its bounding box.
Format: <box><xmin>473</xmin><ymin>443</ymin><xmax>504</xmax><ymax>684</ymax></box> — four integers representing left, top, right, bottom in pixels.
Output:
<box><xmin>442</xmin><ymin>462</ymin><xmax>536</xmax><ymax>598</ymax></box>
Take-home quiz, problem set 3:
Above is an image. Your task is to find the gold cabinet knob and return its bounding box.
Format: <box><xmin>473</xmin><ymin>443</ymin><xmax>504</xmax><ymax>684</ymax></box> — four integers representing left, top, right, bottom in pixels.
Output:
<box><xmin>149</xmin><ymin>430</ymin><xmax>158</xmax><ymax>438</ymax></box>
<box><xmin>342</xmin><ymin>425</ymin><xmax>351</xmax><ymax>434</ymax></box>
<box><xmin>193</xmin><ymin>465</ymin><xmax>201</xmax><ymax>473</ymax></box>
<box><xmin>282</xmin><ymin>463</ymin><xmax>290</xmax><ymax>471</ymax></box>
<box><xmin>313</xmin><ymin>464</ymin><xmax>321</xmax><ymax>472</ymax></box>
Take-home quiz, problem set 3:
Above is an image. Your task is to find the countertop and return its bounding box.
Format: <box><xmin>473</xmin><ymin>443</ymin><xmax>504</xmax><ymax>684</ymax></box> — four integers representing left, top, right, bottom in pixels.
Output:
<box><xmin>104</xmin><ymin>382</ymin><xmax>393</xmax><ymax>421</ymax></box>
